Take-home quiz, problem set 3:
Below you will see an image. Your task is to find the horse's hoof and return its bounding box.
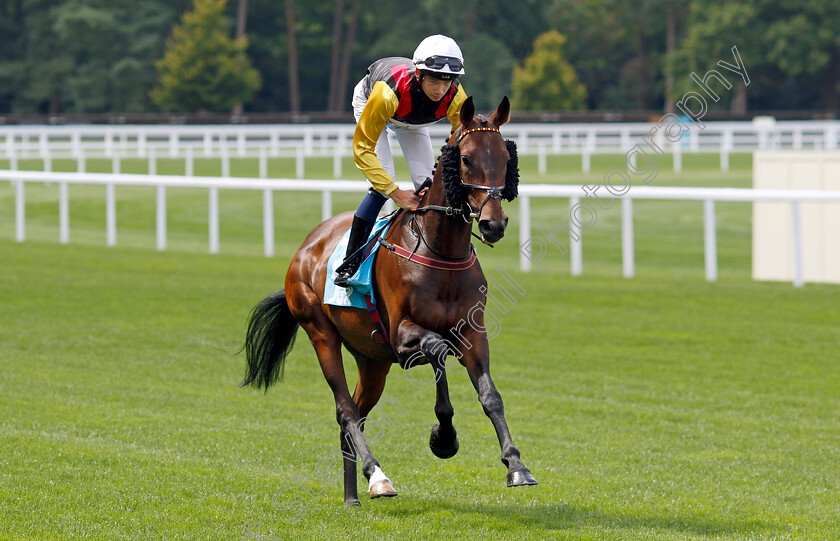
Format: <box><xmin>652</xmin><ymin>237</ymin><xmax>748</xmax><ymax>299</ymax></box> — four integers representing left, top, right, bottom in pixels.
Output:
<box><xmin>369</xmin><ymin>479</ymin><xmax>398</xmax><ymax>499</ymax></box>
<box><xmin>368</xmin><ymin>466</ymin><xmax>397</xmax><ymax>498</ymax></box>
<box><xmin>344</xmin><ymin>498</ymin><xmax>361</xmax><ymax>507</ymax></box>
<box><xmin>507</xmin><ymin>469</ymin><xmax>538</xmax><ymax>487</ymax></box>
<box><xmin>429</xmin><ymin>424</ymin><xmax>459</xmax><ymax>459</ymax></box>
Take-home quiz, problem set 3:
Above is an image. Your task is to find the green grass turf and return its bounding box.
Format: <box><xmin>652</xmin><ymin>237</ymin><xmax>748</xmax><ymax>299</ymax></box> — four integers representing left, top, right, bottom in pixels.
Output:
<box><xmin>1</xmin><ymin>151</ymin><xmax>839</xmax><ymax>540</ymax></box>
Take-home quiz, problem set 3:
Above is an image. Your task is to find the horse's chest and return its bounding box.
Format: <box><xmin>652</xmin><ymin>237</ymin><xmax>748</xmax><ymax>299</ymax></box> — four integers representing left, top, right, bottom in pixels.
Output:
<box><xmin>409</xmin><ymin>290</ymin><xmax>479</xmax><ymax>329</ymax></box>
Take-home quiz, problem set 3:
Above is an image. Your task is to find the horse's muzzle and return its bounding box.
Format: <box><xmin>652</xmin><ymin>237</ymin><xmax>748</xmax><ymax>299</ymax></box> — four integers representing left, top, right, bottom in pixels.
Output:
<box><xmin>478</xmin><ymin>217</ymin><xmax>508</xmax><ymax>244</ymax></box>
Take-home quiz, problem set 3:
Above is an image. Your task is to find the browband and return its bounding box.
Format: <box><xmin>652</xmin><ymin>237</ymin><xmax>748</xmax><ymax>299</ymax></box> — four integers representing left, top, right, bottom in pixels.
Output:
<box><xmin>457</xmin><ymin>126</ymin><xmax>501</xmax><ymax>143</ymax></box>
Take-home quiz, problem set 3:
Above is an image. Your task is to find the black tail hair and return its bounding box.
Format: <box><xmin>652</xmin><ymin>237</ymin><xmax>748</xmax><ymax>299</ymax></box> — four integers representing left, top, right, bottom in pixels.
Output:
<box><xmin>241</xmin><ymin>290</ymin><xmax>299</xmax><ymax>391</ymax></box>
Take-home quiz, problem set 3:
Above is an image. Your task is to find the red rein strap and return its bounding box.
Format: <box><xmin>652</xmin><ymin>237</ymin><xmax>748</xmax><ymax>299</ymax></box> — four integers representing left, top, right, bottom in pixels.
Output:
<box><xmin>388</xmin><ymin>243</ymin><xmax>477</xmax><ymax>271</ymax></box>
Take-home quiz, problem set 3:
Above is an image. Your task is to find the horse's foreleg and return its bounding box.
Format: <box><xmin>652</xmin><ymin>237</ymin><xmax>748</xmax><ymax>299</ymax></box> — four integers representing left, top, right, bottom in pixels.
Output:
<box><xmin>395</xmin><ymin>321</ymin><xmax>459</xmax><ymax>459</ymax></box>
<box><xmin>461</xmin><ymin>349</ymin><xmax>537</xmax><ymax>487</ymax></box>
<box><xmin>428</xmin><ymin>353</ymin><xmax>459</xmax><ymax>459</ymax></box>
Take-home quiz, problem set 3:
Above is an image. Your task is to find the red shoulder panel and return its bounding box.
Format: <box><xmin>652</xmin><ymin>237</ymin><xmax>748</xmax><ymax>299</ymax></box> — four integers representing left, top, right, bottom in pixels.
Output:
<box><xmin>390</xmin><ymin>63</ymin><xmax>413</xmax><ymax>119</ymax></box>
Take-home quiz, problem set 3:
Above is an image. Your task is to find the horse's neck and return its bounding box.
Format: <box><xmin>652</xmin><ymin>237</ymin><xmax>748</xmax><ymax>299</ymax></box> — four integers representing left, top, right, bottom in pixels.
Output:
<box><xmin>401</xmin><ymin>177</ymin><xmax>472</xmax><ymax>260</ymax></box>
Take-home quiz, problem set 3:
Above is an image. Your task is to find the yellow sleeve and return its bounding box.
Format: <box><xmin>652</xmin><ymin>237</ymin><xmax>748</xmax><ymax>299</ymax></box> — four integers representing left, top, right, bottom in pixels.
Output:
<box><xmin>353</xmin><ymin>81</ymin><xmax>400</xmax><ymax>196</ymax></box>
<box><xmin>447</xmin><ymin>84</ymin><xmax>468</xmax><ymax>132</ymax></box>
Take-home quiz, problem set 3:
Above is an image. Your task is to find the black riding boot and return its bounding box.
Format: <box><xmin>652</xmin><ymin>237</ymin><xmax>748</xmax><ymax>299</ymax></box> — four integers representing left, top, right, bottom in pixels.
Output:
<box><xmin>334</xmin><ymin>215</ymin><xmax>374</xmax><ymax>287</ymax></box>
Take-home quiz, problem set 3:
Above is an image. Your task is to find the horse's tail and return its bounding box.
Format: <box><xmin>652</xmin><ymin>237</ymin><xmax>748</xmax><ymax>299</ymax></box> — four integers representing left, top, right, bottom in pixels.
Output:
<box><xmin>241</xmin><ymin>290</ymin><xmax>300</xmax><ymax>391</ymax></box>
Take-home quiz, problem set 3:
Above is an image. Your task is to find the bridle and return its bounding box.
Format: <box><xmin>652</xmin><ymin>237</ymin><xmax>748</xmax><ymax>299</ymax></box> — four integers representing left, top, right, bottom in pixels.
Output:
<box><xmin>375</xmin><ymin>123</ymin><xmax>509</xmax><ymax>266</ymax></box>
<box><xmin>454</xmin><ymin>126</ymin><xmax>505</xmax><ymax>222</ymax></box>
<box><xmin>415</xmin><ymin>125</ymin><xmax>505</xmax><ymax>224</ymax></box>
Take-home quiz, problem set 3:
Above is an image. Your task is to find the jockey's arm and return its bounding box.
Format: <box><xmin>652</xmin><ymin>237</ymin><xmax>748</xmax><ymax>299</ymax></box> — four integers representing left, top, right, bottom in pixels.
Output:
<box><xmin>353</xmin><ymin>81</ymin><xmax>400</xmax><ymax>196</ymax></box>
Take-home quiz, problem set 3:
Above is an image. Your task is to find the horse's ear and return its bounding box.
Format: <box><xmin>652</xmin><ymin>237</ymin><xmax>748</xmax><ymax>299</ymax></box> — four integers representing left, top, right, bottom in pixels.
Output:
<box><xmin>460</xmin><ymin>96</ymin><xmax>475</xmax><ymax>125</ymax></box>
<box><xmin>491</xmin><ymin>96</ymin><xmax>511</xmax><ymax>126</ymax></box>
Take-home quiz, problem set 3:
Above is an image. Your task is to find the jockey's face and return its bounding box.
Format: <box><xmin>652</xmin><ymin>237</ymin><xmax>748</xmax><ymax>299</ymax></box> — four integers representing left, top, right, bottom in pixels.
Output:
<box><xmin>417</xmin><ymin>69</ymin><xmax>453</xmax><ymax>101</ymax></box>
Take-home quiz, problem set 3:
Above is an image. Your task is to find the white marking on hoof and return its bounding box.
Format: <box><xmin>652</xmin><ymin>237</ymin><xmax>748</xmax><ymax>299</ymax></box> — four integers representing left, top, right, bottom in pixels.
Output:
<box><xmin>368</xmin><ymin>466</ymin><xmax>397</xmax><ymax>498</ymax></box>
<box><xmin>368</xmin><ymin>466</ymin><xmax>387</xmax><ymax>490</ymax></box>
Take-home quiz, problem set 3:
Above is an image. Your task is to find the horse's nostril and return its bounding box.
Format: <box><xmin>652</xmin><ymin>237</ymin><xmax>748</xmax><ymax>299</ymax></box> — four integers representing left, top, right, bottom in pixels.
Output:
<box><xmin>479</xmin><ymin>219</ymin><xmax>506</xmax><ymax>241</ymax></box>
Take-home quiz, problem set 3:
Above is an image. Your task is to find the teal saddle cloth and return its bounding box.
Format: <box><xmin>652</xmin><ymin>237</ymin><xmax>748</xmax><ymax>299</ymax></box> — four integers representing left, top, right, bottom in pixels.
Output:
<box><xmin>323</xmin><ymin>216</ymin><xmax>392</xmax><ymax>308</ymax></box>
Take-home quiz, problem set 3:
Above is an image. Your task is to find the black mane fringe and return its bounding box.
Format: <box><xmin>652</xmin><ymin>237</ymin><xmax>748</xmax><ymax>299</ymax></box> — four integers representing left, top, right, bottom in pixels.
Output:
<box><xmin>502</xmin><ymin>139</ymin><xmax>519</xmax><ymax>202</ymax></box>
<box><xmin>439</xmin><ymin>144</ymin><xmax>467</xmax><ymax>207</ymax></box>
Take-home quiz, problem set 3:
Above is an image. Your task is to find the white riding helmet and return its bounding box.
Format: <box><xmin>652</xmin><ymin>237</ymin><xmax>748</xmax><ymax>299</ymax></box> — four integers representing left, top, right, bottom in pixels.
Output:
<box><xmin>412</xmin><ymin>34</ymin><xmax>465</xmax><ymax>81</ymax></box>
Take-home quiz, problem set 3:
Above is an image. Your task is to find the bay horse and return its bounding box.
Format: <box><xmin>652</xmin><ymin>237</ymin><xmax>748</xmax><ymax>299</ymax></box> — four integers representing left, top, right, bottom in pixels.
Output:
<box><xmin>243</xmin><ymin>96</ymin><xmax>537</xmax><ymax>506</ymax></box>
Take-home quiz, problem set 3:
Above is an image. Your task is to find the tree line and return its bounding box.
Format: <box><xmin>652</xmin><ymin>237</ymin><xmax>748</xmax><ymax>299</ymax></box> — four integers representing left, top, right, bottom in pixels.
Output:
<box><xmin>1</xmin><ymin>0</ymin><xmax>837</xmax><ymax>117</ymax></box>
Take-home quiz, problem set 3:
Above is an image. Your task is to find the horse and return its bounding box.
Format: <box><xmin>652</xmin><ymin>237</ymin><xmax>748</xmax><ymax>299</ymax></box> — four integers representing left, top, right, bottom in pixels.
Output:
<box><xmin>242</xmin><ymin>96</ymin><xmax>538</xmax><ymax>507</ymax></box>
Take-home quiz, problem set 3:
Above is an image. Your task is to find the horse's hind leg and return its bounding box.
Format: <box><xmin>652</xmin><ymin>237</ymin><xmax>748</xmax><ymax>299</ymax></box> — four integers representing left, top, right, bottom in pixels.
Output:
<box><xmin>289</xmin><ymin>291</ymin><xmax>394</xmax><ymax>506</ymax></box>
<box><xmin>348</xmin><ymin>352</ymin><xmax>396</xmax><ymax>499</ymax></box>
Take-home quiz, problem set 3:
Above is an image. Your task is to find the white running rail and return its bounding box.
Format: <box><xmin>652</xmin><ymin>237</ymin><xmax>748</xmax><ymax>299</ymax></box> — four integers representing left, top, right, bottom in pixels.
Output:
<box><xmin>3</xmin><ymin>169</ymin><xmax>839</xmax><ymax>286</ymax></box>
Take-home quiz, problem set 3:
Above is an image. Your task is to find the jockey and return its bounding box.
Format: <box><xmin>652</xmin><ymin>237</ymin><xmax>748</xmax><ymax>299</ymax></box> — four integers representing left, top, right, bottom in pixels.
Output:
<box><xmin>333</xmin><ymin>34</ymin><xmax>468</xmax><ymax>287</ymax></box>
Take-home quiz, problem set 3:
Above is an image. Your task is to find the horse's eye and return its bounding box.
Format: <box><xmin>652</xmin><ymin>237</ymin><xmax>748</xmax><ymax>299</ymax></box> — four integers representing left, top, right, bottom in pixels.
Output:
<box><xmin>461</xmin><ymin>155</ymin><xmax>470</xmax><ymax>166</ymax></box>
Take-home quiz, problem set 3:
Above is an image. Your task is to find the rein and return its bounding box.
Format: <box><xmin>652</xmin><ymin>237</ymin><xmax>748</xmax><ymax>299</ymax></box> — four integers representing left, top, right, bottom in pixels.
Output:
<box><xmin>379</xmin><ymin>237</ymin><xmax>477</xmax><ymax>270</ymax></box>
